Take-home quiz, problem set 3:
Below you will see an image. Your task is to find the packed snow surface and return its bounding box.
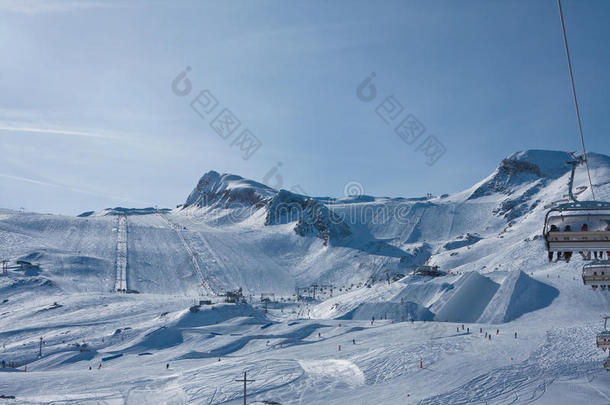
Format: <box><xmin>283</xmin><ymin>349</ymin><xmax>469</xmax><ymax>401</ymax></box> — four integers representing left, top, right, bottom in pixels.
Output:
<box><xmin>0</xmin><ymin>149</ymin><xmax>609</xmax><ymax>404</ymax></box>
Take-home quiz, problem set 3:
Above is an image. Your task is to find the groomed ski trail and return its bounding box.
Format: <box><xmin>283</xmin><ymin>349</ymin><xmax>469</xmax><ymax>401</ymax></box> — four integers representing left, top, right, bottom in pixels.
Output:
<box><xmin>114</xmin><ymin>214</ymin><xmax>128</xmax><ymax>292</ymax></box>
<box><xmin>158</xmin><ymin>214</ymin><xmax>217</xmax><ymax>296</ymax></box>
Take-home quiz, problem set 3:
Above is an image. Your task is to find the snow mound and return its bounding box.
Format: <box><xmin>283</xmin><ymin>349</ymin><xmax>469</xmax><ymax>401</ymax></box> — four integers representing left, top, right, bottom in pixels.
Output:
<box><xmin>0</xmin><ymin>277</ymin><xmax>56</xmax><ymax>293</ymax></box>
<box><xmin>124</xmin><ymin>304</ymin><xmax>266</xmax><ymax>352</ymax></box>
<box><xmin>443</xmin><ymin>233</ymin><xmax>482</xmax><ymax>251</ymax></box>
<box><xmin>313</xmin><ymin>269</ymin><xmax>558</xmax><ymax>325</ymax></box>
<box><xmin>299</xmin><ymin>359</ymin><xmax>365</xmax><ymax>386</ymax></box>
<box><xmin>479</xmin><ymin>271</ymin><xmax>559</xmax><ymax>323</ymax></box>
<box><xmin>173</xmin><ymin>303</ymin><xmax>266</xmax><ymax>328</ymax></box>
<box><xmin>338</xmin><ymin>301</ymin><xmax>434</xmax><ymax>321</ymax></box>
<box><xmin>433</xmin><ymin>272</ymin><xmax>499</xmax><ymax>323</ymax></box>
<box><xmin>134</xmin><ymin>326</ymin><xmax>184</xmax><ymax>351</ymax></box>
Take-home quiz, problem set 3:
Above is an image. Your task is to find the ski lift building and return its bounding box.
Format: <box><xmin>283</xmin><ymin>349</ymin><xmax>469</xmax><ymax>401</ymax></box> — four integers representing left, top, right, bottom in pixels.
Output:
<box><xmin>414</xmin><ymin>265</ymin><xmax>444</xmax><ymax>277</ymax></box>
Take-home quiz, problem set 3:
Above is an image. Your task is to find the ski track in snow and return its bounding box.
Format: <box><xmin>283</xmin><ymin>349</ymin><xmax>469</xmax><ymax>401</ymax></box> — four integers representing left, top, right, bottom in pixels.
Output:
<box><xmin>418</xmin><ymin>327</ymin><xmax>603</xmax><ymax>405</ymax></box>
<box><xmin>158</xmin><ymin>214</ymin><xmax>216</xmax><ymax>296</ymax></box>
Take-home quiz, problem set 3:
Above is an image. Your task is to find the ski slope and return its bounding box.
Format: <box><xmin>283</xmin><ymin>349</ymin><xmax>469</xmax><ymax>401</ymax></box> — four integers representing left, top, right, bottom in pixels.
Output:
<box><xmin>0</xmin><ymin>149</ymin><xmax>609</xmax><ymax>404</ymax></box>
<box><xmin>114</xmin><ymin>215</ymin><xmax>128</xmax><ymax>293</ymax></box>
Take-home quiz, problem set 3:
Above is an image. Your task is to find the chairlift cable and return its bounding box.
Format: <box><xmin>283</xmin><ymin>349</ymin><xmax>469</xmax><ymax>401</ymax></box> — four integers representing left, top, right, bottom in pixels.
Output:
<box><xmin>557</xmin><ymin>0</ymin><xmax>596</xmax><ymax>200</ymax></box>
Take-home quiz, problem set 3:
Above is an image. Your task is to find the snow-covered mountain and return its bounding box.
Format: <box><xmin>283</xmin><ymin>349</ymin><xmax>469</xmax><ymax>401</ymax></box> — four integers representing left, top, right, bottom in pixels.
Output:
<box><xmin>1</xmin><ymin>149</ymin><xmax>609</xmax><ymax>404</ymax></box>
<box><xmin>2</xmin><ymin>149</ymin><xmax>610</xmax><ymax>305</ymax></box>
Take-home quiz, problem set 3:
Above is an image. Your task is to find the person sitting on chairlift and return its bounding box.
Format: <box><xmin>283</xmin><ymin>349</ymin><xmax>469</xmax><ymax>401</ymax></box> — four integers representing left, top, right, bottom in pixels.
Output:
<box><xmin>555</xmin><ymin>223</ymin><xmax>569</xmax><ymax>261</ymax></box>
<box><xmin>603</xmin><ymin>224</ymin><xmax>610</xmax><ymax>259</ymax></box>
<box><xmin>579</xmin><ymin>224</ymin><xmax>592</xmax><ymax>260</ymax></box>
<box><xmin>549</xmin><ymin>224</ymin><xmax>559</xmax><ymax>262</ymax></box>
<box><xmin>558</xmin><ymin>225</ymin><xmax>572</xmax><ymax>262</ymax></box>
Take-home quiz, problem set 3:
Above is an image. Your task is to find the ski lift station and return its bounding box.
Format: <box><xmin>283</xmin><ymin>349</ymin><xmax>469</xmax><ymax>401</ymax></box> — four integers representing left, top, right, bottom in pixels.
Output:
<box><xmin>414</xmin><ymin>265</ymin><xmax>445</xmax><ymax>277</ymax></box>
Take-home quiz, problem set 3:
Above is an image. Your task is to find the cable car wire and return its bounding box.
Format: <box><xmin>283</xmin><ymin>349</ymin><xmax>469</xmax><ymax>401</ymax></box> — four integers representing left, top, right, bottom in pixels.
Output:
<box><xmin>557</xmin><ymin>0</ymin><xmax>596</xmax><ymax>200</ymax></box>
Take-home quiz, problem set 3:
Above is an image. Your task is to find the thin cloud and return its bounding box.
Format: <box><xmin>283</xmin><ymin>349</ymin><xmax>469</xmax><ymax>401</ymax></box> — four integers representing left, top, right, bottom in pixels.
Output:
<box><xmin>0</xmin><ymin>126</ymin><xmax>121</xmax><ymax>140</ymax></box>
<box><xmin>0</xmin><ymin>173</ymin><xmax>153</xmax><ymax>207</ymax></box>
<box><xmin>0</xmin><ymin>0</ymin><xmax>111</xmax><ymax>14</ymax></box>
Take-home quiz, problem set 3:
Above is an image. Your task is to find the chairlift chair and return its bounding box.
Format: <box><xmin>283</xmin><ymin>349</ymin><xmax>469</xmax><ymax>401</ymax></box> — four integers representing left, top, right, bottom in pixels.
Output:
<box><xmin>544</xmin><ymin>202</ymin><xmax>610</xmax><ymax>256</ymax></box>
<box><xmin>597</xmin><ymin>317</ymin><xmax>610</xmax><ymax>351</ymax></box>
<box><xmin>597</xmin><ymin>331</ymin><xmax>610</xmax><ymax>351</ymax></box>
<box><xmin>582</xmin><ymin>261</ymin><xmax>610</xmax><ymax>290</ymax></box>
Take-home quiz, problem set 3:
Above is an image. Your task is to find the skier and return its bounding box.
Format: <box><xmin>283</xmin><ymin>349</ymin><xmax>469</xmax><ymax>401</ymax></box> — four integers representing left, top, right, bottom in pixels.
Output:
<box><xmin>371</xmin><ymin>316</ymin><xmax>375</xmax><ymax>325</ymax></box>
<box><xmin>166</xmin><ymin>363</ymin><xmax>169</xmax><ymax>369</ymax></box>
<box><xmin>352</xmin><ymin>339</ymin><xmax>356</xmax><ymax>345</ymax></box>
<box><xmin>514</xmin><ymin>332</ymin><xmax>517</xmax><ymax>339</ymax></box>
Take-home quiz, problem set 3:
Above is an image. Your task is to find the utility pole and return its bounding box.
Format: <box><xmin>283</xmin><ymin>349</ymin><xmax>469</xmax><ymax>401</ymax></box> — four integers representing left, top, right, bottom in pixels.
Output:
<box><xmin>38</xmin><ymin>337</ymin><xmax>43</xmax><ymax>357</ymax></box>
<box><xmin>1</xmin><ymin>259</ymin><xmax>8</xmax><ymax>275</ymax></box>
<box><xmin>311</xmin><ymin>284</ymin><xmax>318</xmax><ymax>300</ymax></box>
<box><xmin>235</xmin><ymin>371</ymin><xmax>255</xmax><ymax>405</ymax></box>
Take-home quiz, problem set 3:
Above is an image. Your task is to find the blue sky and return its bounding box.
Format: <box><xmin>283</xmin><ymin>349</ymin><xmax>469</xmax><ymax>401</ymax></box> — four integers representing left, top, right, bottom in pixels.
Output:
<box><xmin>1</xmin><ymin>0</ymin><xmax>609</xmax><ymax>215</ymax></box>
